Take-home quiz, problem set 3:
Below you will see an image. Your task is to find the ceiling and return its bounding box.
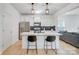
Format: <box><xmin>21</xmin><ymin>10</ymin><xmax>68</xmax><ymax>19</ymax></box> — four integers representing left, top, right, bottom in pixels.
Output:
<box><xmin>11</xmin><ymin>3</ymin><xmax>69</xmax><ymax>15</ymax></box>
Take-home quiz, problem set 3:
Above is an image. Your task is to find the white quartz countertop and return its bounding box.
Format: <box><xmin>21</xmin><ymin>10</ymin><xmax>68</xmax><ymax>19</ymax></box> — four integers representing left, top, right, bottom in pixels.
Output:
<box><xmin>21</xmin><ymin>31</ymin><xmax>61</xmax><ymax>36</ymax></box>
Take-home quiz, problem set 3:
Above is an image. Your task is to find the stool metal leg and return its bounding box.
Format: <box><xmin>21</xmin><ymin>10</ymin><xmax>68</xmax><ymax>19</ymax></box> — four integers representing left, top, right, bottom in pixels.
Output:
<box><xmin>27</xmin><ymin>41</ymin><xmax>29</xmax><ymax>54</ymax></box>
<box><xmin>44</xmin><ymin>41</ymin><xmax>48</xmax><ymax>54</ymax></box>
<box><xmin>54</xmin><ymin>40</ymin><xmax>57</xmax><ymax>54</ymax></box>
<box><xmin>44</xmin><ymin>39</ymin><xmax>48</xmax><ymax>54</ymax></box>
<box><xmin>44</xmin><ymin>39</ymin><xmax>46</xmax><ymax>51</ymax></box>
<box><xmin>51</xmin><ymin>42</ymin><xmax>52</xmax><ymax>49</ymax></box>
<box><xmin>44</xmin><ymin>40</ymin><xmax>47</xmax><ymax>54</ymax></box>
<box><xmin>36</xmin><ymin>40</ymin><xmax>38</xmax><ymax>54</ymax></box>
<box><xmin>51</xmin><ymin>42</ymin><xmax>55</xmax><ymax>54</ymax></box>
<box><xmin>46</xmin><ymin>41</ymin><xmax>48</xmax><ymax>54</ymax></box>
<box><xmin>50</xmin><ymin>41</ymin><xmax>57</xmax><ymax>54</ymax></box>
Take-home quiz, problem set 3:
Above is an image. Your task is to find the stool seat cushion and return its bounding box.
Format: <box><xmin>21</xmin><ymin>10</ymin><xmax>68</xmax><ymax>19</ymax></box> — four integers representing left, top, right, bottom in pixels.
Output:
<box><xmin>46</xmin><ymin>36</ymin><xmax>55</xmax><ymax>42</ymax></box>
<box><xmin>28</xmin><ymin>36</ymin><xmax>37</xmax><ymax>42</ymax></box>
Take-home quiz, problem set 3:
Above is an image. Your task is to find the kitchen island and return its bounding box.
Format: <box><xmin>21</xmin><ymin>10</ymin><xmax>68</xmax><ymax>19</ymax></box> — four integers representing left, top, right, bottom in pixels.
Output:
<box><xmin>21</xmin><ymin>31</ymin><xmax>61</xmax><ymax>49</ymax></box>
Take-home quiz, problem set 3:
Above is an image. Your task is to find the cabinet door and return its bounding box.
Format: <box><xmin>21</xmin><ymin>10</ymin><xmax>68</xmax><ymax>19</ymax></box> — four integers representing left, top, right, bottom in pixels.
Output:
<box><xmin>19</xmin><ymin>22</ymin><xmax>30</xmax><ymax>32</ymax></box>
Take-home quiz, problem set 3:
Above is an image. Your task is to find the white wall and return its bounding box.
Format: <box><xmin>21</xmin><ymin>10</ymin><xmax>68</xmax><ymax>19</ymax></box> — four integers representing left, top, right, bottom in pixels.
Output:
<box><xmin>0</xmin><ymin>4</ymin><xmax>20</xmax><ymax>54</ymax></box>
<box><xmin>21</xmin><ymin>15</ymin><xmax>57</xmax><ymax>26</ymax></box>
<box><xmin>0</xmin><ymin>4</ymin><xmax>4</xmax><ymax>53</ymax></box>
<box><xmin>62</xmin><ymin>15</ymin><xmax>79</xmax><ymax>32</ymax></box>
<box><xmin>54</xmin><ymin>3</ymin><xmax>79</xmax><ymax>32</ymax></box>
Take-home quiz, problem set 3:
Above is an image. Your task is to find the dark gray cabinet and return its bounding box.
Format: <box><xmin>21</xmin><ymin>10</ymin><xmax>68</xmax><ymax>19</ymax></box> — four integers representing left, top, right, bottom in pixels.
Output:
<box><xmin>60</xmin><ymin>32</ymin><xmax>79</xmax><ymax>48</ymax></box>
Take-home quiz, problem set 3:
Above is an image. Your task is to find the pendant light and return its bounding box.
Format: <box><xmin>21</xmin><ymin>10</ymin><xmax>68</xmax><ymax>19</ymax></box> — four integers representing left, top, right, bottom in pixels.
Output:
<box><xmin>32</xmin><ymin>3</ymin><xmax>34</xmax><ymax>14</ymax></box>
<box><xmin>31</xmin><ymin>3</ymin><xmax>35</xmax><ymax>23</ymax></box>
<box><xmin>46</xmin><ymin>3</ymin><xmax>49</xmax><ymax>14</ymax></box>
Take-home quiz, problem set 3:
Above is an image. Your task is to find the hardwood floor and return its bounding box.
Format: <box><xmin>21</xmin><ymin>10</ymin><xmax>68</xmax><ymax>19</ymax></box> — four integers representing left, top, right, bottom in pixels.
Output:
<box><xmin>2</xmin><ymin>40</ymin><xmax>79</xmax><ymax>55</ymax></box>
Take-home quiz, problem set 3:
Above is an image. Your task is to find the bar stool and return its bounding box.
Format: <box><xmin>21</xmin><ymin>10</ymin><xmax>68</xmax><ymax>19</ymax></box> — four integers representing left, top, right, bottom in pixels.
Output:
<box><xmin>44</xmin><ymin>36</ymin><xmax>57</xmax><ymax>54</ymax></box>
<box><xmin>27</xmin><ymin>36</ymin><xmax>38</xmax><ymax>54</ymax></box>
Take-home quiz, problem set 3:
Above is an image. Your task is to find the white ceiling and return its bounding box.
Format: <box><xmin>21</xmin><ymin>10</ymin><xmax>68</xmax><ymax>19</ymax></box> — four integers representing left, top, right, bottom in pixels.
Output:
<box><xmin>64</xmin><ymin>8</ymin><xmax>79</xmax><ymax>15</ymax></box>
<box><xmin>11</xmin><ymin>3</ymin><xmax>69</xmax><ymax>15</ymax></box>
